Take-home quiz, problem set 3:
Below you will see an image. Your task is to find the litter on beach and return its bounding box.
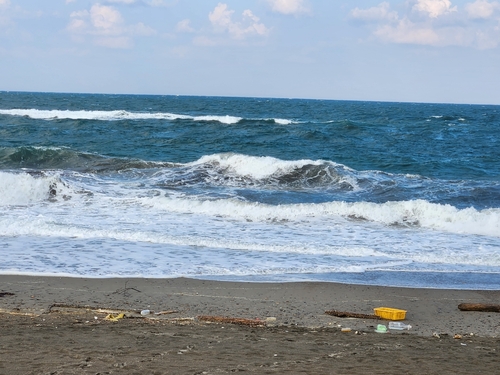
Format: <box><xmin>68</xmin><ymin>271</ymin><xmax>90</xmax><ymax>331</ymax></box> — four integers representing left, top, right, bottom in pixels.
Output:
<box><xmin>375</xmin><ymin>324</ymin><xmax>388</xmax><ymax>333</ymax></box>
<box><xmin>104</xmin><ymin>313</ymin><xmax>125</xmax><ymax>322</ymax></box>
<box><xmin>325</xmin><ymin>309</ymin><xmax>380</xmax><ymax>319</ymax></box>
<box><xmin>374</xmin><ymin>307</ymin><xmax>407</xmax><ymax>320</ymax></box>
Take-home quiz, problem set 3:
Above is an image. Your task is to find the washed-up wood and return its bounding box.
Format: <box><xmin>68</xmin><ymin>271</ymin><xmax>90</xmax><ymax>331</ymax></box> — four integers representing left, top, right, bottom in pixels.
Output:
<box><xmin>0</xmin><ymin>292</ymin><xmax>15</xmax><ymax>298</ymax></box>
<box><xmin>325</xmin><ymin>309</ymin><xmax>380</xmax><ymax>319</ymax></box>
<box><xmin>155</xmin><ymin>310</ymin><xmax>179</xmax><ymax>315</ymax></box>
<box><xmin>47</xmin><ymin>303</ymin><xmax>138</xmax><ymax>315</ymax></box>
<box><xmin>458</xmin><ymin>303</ymin><xmax>500</xmax><ymax>312</ymax></box>
<box><xmin>197</xmin><ymin>315</ymin><xmax>266</xmax><ymax>327</ymax></box>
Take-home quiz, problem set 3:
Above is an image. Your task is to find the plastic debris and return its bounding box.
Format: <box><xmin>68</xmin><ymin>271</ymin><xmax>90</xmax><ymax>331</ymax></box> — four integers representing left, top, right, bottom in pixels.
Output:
<box><xmin>375</xmin><ymin>324</ymin><xmax>387</xmax><ymax>333</ymax></box>
<box><xmin>105</xmin><ymin>313</ymin><xmax>125</xmax><ymax>322</ymax></box>
<box><xmin>388</xmin><ymin>321</ymin><xmax>412</xmax><ymax>330</ymax></box>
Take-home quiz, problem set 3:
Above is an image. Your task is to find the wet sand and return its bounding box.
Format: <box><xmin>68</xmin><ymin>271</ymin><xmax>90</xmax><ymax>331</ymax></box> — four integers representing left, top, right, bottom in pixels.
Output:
<box><xmin>1</xmin><ymin>276</ymin><xmax>499</xmax><ymax>374</ymax></box>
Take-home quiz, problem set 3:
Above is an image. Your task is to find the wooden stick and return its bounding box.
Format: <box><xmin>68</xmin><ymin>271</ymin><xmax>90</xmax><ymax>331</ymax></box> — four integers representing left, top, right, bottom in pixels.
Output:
<box><xmin>458</xmin><ymin>303</ymin><xmax>500</xmax><ymax>312</ymax></box>
<box><xmin>197</xmin><ymin>315</ymin><xmax>266</xmax><ymax>327</ymax></box>
<box><xmin>154</xmin><ymin>310</ymin><xmax>179</xmax><ymax>315</ymax></box>
<box><xmin>325</xmin><ymin>309</ymin><xmax>380</xmax><ymax>319</ymax></box>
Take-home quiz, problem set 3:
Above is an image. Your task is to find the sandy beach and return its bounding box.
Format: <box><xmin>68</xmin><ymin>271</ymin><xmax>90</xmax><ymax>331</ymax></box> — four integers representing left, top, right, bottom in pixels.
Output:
<box><xmin>1</xmin><ymin>275</ymin><xmax>499</xmax><ymax>374</ymax></box>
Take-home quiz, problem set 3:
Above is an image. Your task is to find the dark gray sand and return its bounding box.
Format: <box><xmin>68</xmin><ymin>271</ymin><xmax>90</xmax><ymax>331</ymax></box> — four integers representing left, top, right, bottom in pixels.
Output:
<box><xmin>1</xmin><ymin>276</ymin><xmax>499</xmax><ymax>374</ymax></box>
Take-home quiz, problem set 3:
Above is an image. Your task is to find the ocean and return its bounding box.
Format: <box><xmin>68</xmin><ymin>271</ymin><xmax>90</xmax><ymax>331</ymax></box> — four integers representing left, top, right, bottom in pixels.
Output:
<box><xmin>1</xmin><ymin>91</ymin><xmax>499</xmax><ymax>289</ymax></box>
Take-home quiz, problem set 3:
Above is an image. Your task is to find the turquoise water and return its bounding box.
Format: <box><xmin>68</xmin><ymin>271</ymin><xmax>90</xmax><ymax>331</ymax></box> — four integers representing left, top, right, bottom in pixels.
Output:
<box><xmin>1</xmin><ymin>92</ymin><xmax>499</xmax><ymax>288</ymax></box>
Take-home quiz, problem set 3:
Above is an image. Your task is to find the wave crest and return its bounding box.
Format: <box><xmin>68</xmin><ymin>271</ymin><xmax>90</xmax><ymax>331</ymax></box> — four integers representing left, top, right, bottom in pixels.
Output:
<box><xmin>0</xmin><ymin>108</ymin><xmax>297</xmax><ymax>125</ymax></box>
<box><xmin>0</xmin><ymin>171</ymin><xmax>71</xmax><ymax>205</ymax></box>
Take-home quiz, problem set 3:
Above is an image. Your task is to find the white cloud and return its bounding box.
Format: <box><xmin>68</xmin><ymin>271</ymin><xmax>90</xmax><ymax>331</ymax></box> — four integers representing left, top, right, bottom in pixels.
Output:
<box><xmin>67</xmin><ymin>3</ymin><xmax>156</xmax><ymax>48</ymax></box>
<box><xmin>70</xmin><ymin>10</ymin><xmax>90</xmax><ymax>19</ymax></box>
<box><xmin>208</xmin><ymin>3</ymin><xmax>269</xmax><ymax>40</ymax></box>
<box><xmin>375</xmin><ymin>18</ymin><xmax>439</xmax><ymax>45</ymax></box>
<box><xmin>350</xmin><ymin>2</ymin><xmax>398</xmax><ymax>22</ymax></box>
<box><xmin>465</xmin><ymin>0</ymin><xmax>500</xmax><ymax>19</ymax></box>
<box><xmin>90</xmin><ymin>4</ymin><xmax>123</xmax><ymax>33</ymax></box>
<box><xmin>351</xmin><ymin>0</ymin><xmax>500</xmax><ymax>49</ymax></box>
<box><xmin>0</xmin><ymin>0</ymin><xmax>10</xmax><ymax>7</ymax></box>
<box><xmin>176</xmin><ymin>19</ymin><xmax>194</xmax><ymax>33</ymax></box>
<box><xmin>130</xmin><ymin>22</ymin><xmax>156</xmax><ymax>36</ymax></box>
<box><xmin>412</xmin><ymin>0</ymin><xmax>457</xmax><ymax>18</ymax></box>
<box><xmin>267</xmin><ymin>0</ymin><xmax>308</xmax><ymax>15</ymax></box>
<box><xmin>67</xmin><ymin>17</ymin><xmax>87</xmax><ymax>34</ymax></box>
<box><xmin>209</xmin><ymin>3</ymin><xmax>233</xmax><ymax>30</ymax></box>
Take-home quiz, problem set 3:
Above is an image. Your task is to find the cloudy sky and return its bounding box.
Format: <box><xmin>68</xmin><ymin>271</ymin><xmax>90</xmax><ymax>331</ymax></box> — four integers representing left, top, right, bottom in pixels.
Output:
<box><xmin>1</xmin><ymin>0</ymin><xmax>500</xmax><ymax>104</ymax></box>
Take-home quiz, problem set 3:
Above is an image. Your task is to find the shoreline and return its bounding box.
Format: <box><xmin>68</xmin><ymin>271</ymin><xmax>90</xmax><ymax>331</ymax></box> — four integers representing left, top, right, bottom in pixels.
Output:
<box><xmin>1</xmin><ymin>275</ymin><xmax>499</xmax><ymax>337</ymax></box>
<box><xmin>2</xmin><ymin>275</ymin><xmax>500</xmax><ymax>374</ymax></box>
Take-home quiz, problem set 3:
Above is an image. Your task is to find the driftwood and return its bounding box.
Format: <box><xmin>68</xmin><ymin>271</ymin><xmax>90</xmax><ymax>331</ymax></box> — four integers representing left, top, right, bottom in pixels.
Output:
<box><xmin>458</xmin><ymin>303</ymin><xmax>500</xmax><ymax>312</ymax></box>
<box><xmin>0</xmin><ymin>292</ymin><xmax>15</xmax><ymax>298</ymax></box>
<box><xmin>197</xmin><ymin>315</ymin><xmax>266</xmax><ymax>327</ymax></box>
<box><xmin>47</xmin><ymin>303</ymin><xmax>139</xmax><ymax>314</ymax></box>
<box><xmin>325</xmin><ymin>309</ymin><xmax>380</xmax><ymax>320</ymax></box>
<box><xmin>154</xmin><ymin>310</ymin><xmax>179</xmax><ymax>315</ymax></box>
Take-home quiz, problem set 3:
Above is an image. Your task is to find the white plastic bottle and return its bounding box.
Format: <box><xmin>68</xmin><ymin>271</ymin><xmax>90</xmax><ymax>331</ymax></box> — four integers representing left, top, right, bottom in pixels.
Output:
<box><xmin>388</xmin><ymin>321</ymin><xmax>412</xmax><ymax>330</ymax></box>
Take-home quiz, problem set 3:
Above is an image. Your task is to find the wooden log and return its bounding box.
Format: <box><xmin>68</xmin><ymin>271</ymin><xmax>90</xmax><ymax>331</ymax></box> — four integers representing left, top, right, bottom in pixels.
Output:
<box><xmin>325</xmin><ymin>309</ymin><xmax>380</xmax><ymax>319</ymax></box>
<box><xmin>458</xmin><ymin>303</ymin><xmax>500</xmax><ymax>312</ymax></box>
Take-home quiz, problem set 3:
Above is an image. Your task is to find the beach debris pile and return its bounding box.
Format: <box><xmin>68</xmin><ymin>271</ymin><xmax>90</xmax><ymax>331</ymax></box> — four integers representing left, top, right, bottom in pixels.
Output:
<box><xmin>325</xmin><ymin>306</ymin><xmax>412</xmax><ymax>334</ymax></box>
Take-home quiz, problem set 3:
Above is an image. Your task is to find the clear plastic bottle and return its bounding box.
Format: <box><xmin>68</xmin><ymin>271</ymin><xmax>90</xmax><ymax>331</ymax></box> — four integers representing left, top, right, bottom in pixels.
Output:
<box><xmin>388</xmin><ymin>321</ymin><xmax>412</xmax><ymax>330</ymax></box>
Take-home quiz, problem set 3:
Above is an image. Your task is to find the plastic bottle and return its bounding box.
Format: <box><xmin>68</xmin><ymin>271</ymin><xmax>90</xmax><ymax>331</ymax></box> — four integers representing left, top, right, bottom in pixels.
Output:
<box><xmin>388</xmin><ymin>321</ymin><xmax>412</xmax><ymax>330</ymax></box>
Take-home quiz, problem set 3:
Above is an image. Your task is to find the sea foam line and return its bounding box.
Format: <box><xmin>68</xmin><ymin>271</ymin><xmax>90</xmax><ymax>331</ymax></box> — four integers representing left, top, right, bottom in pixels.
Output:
<box><xmin>0</xmin><ymin>109</ymin><xmax>296</xmax><ymax>125</ymax></box>
<box><xmin>142</xmin><ymin>195</ymin><xmax>500</xmax><ymax>238</ymax></box>
<box><xmin>1</xmin><ymin>168</ymin><xmax>499</xmax><ymax>238</ymax></box>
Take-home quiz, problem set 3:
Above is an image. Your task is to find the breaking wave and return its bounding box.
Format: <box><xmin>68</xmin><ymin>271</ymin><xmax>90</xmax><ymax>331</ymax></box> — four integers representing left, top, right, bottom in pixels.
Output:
<box><xmin>0</xmin><ymin>108</ymin><xmax>297</xmax><ymax>125</ymax></box>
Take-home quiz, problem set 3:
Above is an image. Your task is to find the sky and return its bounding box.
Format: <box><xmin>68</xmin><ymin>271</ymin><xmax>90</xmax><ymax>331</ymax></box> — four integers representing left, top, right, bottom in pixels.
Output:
<box><xmin>1</xmin><ymin>0</ymin><xmax>500</xmax><ymax>104</ymax></box>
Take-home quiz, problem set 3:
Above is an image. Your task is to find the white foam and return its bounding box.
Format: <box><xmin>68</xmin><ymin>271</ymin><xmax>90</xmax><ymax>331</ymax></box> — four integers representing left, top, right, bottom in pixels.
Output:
<box><xmin>0</xmin><ymin>171</ymin><xmax>60</xmax><ymax>205</ymax></box>
<box><xmin>143</xmin><ymin>195</ymin><xmax>500</xmax><ymax>238</ymax></box>
<box><xmin>190</xmin><ymin>153</ymin><xmax>328</xmax><ymax>179</ymax></box>
<box><xmin>0</xmin><ymin>109</ymin><xmax>242</xmax><ymax>124</ymax></box>
<box><xmin>193</xmin><ymin>115</ymin><xmax>241</xmax><ymax>124</ymax></box>
<box><xmin>274</xmin><ymin>118</ymin><xmax>294</xmax><ymax>125</ymax></box>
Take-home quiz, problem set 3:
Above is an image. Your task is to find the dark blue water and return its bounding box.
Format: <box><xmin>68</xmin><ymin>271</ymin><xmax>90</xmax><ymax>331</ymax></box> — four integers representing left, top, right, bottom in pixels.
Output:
<box><xmin>0</xmin><ymin>91</ymin><xmax>499</xmax><ymax>289</ymax></box>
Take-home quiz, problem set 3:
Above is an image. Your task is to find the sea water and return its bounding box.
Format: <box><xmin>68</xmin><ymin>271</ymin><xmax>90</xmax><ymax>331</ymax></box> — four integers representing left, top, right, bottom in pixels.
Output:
<box><xmin>1</xmin><ymin>92</ymin><xmax>499</xmax><ymax>289</ymax></box>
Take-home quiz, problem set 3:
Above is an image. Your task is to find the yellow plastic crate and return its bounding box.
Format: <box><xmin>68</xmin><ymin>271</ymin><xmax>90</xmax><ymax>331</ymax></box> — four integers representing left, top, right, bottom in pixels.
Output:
<box><xmin>374</xmin><ymin>307</ymin><xmax>407</xmax><ymax>320</ymax></box>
